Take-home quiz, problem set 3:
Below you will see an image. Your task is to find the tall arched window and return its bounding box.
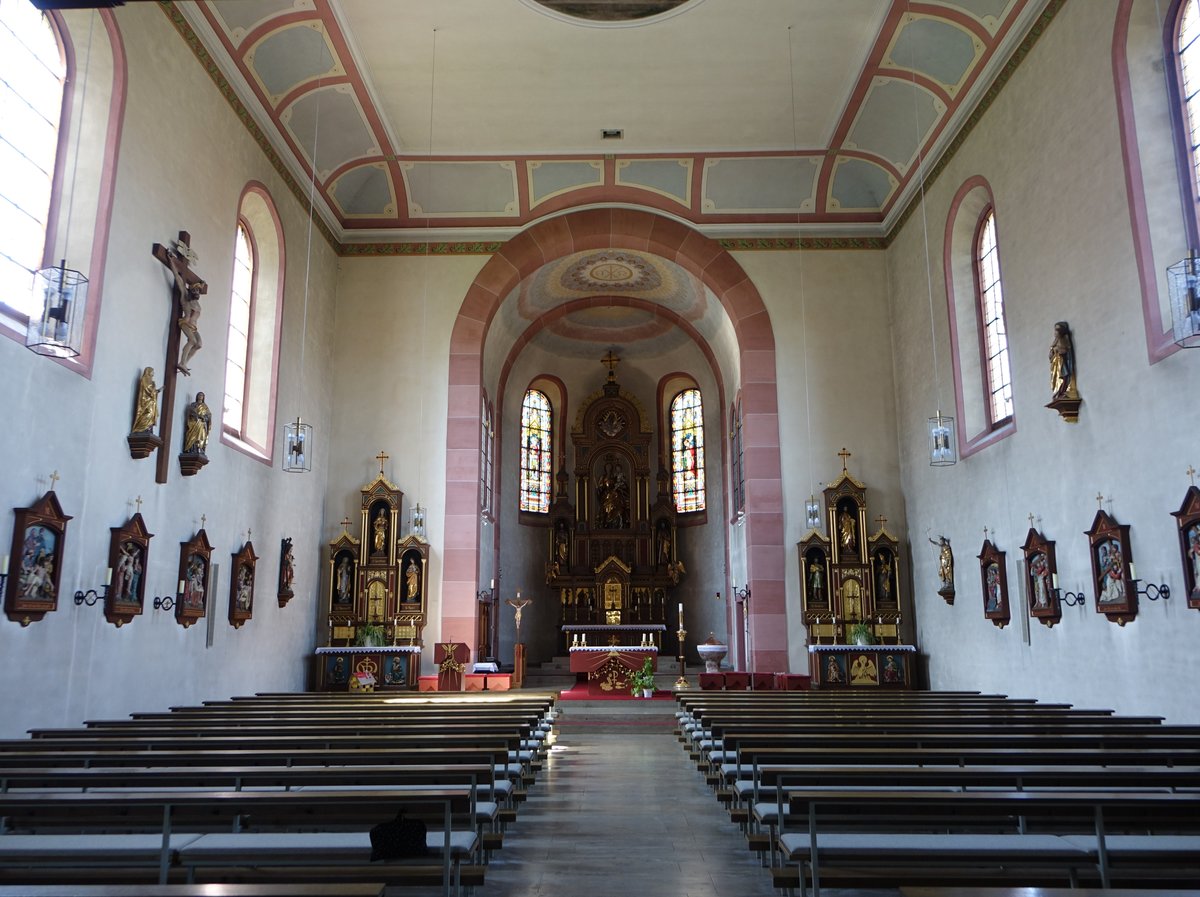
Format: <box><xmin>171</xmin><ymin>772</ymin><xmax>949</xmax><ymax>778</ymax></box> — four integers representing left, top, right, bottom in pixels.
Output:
<box><xmin>0</xmin><ymin>3</ymin><xmax>65</xmax><ymax>316</ymax></box>
<box><xmin>223</xmin><ymin>221</ymin><xmax>255</xmax><ymax>432</ymax></box>
<box><xmin>480</xmin><ymin>392</ymin><xmax>495</xmax><ymax>517</ymax></box>
<box><xmin>519</xmin><ymin>389</ymin><xmax>552</xmax><ymax>513</ymax></box>
<box><xmin>670</xmin><ymin>388</ymin><xmax>706</xmax><ymax>513</ymax></box>
<box><xmin>974</xmin><ymin>208</ymin><xmax>1013</xmax><ymax>425</ymax></box>
<box><xmin>221</xmin><ymin>185</ymin><xmax>284</xmax><ymax>460</ymax></box>
<box><xmin>1178</xmin><ymin>0</ymin><xmax>1200</xmax><ymax>227</ymax></box>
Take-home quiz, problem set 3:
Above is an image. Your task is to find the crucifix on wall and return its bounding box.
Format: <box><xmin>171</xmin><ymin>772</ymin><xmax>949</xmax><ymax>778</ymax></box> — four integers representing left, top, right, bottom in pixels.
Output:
<box><xmin>150</xmin><ymin>231</ymin><xmax>208</xmax><ymax>485</ymax></box>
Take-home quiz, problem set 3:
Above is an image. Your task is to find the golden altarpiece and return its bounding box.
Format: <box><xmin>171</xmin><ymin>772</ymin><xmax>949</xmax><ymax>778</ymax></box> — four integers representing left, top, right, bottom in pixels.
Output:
<box><xmin>800</xmin><ymin>456</ymin><xmax>914</xmax><ymax>689</ymax></box>
<box><xmin>314</xmin><ymin>463</ymin><xmax>427</xmax><ymax>691</ymax></box>
<box><xmin>544</xmin><ymin>367</ymin><xmax>684</xmax><ymax>658</ymax></box>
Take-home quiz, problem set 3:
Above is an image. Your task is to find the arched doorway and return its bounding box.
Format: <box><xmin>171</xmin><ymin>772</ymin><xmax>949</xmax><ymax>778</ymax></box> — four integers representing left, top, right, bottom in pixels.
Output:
<box><xmin>441</xmin><ymin>208</ymin><xmax>787</xmax><ymax>672</ymax></box>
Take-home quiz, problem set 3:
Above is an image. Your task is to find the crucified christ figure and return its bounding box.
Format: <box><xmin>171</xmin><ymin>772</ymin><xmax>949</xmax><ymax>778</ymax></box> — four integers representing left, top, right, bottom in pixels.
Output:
<box><xmin>168</xmin><ymin>249</ymin><xmax>206</xmax><ymax>375</ymax></box>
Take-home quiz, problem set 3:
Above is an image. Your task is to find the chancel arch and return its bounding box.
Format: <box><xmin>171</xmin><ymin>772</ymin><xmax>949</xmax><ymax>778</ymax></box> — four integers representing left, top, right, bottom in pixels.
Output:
<box><xmin>444</xmin><ymin>207</ymin><xmax>785</xmax><ymax>672</ymax></box>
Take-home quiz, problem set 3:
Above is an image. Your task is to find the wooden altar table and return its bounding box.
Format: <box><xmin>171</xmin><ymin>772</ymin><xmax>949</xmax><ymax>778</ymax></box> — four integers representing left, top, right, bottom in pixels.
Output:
<box><xmin>313</xmin><ymin>646</ymin><xmax>420</xmax><ymax>691</ymax></box>
<box><xmin>808</xmin><ymin>644</ymin><xmax>915</xmax><ymax>689</ymax></box>
<box><xmin>568</xmin><ymin>647</ymin><xmax>658</xmax><ymax>695</ymax></box>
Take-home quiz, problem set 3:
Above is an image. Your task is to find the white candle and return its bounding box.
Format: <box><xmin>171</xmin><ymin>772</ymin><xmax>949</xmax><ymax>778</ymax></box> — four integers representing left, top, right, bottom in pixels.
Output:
<box><xmin>177</xmin><ymin>579</ymin><xmax>185</xmax><ymax>595</ymax></box>
<box><xmin>678</xmin><ymin>602</ymin><xmax>683</xmax><ymax>615</ymax></box>
<box><xmin>1129</xmin><ymin>563</ymin><xmax>1136</xmax><ymax>581</ymax></box>
<box><xmin>105</xmin><ymin>567</ymin><xmax>112</xmax><ymax>585</ymax></box>
<box><xmin>1052</xmin><ymin>573</ymin><xmax>1059</xmax><ymax>589</ymax></box>
<box><xmin>1</xmin><ymin>555</ymin><xmax>8</xmax><ymax>570</ymax></box>
<box><xmin>490</xmin><ymin>578</ymin><xmax>495</xmax><ymax>589</ymax></box>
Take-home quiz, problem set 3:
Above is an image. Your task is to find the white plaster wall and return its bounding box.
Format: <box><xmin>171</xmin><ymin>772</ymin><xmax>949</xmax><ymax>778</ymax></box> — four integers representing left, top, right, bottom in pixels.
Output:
<box><xmin>324</xmin><ymin>253</ymin><xmax>486</xmax><ymax>670</ymax></box>
<box><xmin>887</xmin><ymin>0</ymin><xmax>1200</xmax><ymax>722</ymax></box>
<box><xmin>0</xmin><ymin>5</ymin><xmax>338</xmax><ymax>738</ymax></box>
<box><xmin>732</xmin><ymin>249</ymin><xmax>903</xmax><ymax>673</ymax></box>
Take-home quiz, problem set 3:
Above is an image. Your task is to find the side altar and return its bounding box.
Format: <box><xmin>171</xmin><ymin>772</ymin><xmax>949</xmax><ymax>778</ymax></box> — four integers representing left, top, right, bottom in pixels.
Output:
<box><xmin>314</xmin><ymin>455</ymin><xmax>426</xmax><ymax>691</ymax></box>
<box><xmin>800</xmin><ymin>452</ymin><xmax>916</xmax><ymax>690</ymax></box>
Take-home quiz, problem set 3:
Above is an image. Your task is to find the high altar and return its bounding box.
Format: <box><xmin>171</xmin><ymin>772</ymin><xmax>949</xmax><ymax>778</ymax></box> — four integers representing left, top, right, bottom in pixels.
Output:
<box><xmin>314</xmin><ymin>458</ymin><xmax>426</xmax><ymax>691</ymax></box>
<box><xmin>542</xmin><ymin>360</ymin><xmax>686</xmax><ymax>659</ymax></box>
<box><xmin>800</xmin><ymin>454</ymin><xmax>915</xmax><ymax>689</ymax></box>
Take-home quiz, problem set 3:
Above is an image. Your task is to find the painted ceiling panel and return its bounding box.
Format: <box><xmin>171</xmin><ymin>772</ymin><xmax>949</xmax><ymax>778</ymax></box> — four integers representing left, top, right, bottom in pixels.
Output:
<box><xmin>830</xmin><ymin>157</ymin><xmax>897</xmax><ymax>211</ymax></box>
<box><xmin>846</xmin><ymin>79</ymin><xmax>941</xmax><ymax>172</ymax></box>
<box><xmin>403</xmin><ymin>162</ymin><xmax>518</xmax><ymax>216</ymax></box>
<box><xmin>616</xmin><ymin>159</ymin><xmax>691</xmax><ymax>206</ymax></box>
<box><xmin>941</xmin><ymin>0</ymin><xmax>1017</xmax><ymax>32</ymax></box>
<box><xmin>330</xmin><ymin>163</ymin><xmax>394</xmax><ymax>216</ymax></box>
<box><xmin>248</xmin><ymin>24</ymin><xmax>339</xmax><ymax>101</ymax></box>
<box><xmin>888</xmin><ymin>17</ymin><xmax>978</xmax><ymax>91</ymax></box>
<box><xmin>529</xmin><ymin>160</ymin><xmax>603</xmax><ymax>207</ymax></box>
<box><xmin>209</xmin><ymin>0</ymin><xmax>307</xmax><ymax>42</ymax></box>
<box><xmin>283</xmin><ymin>86</ymin><xmax>378</xmax><ymax>176</ymax></box>
<box><xmin>702</xmin><ymin>157</ymin><xmax>818</xmax><ymax>214</ymax></box>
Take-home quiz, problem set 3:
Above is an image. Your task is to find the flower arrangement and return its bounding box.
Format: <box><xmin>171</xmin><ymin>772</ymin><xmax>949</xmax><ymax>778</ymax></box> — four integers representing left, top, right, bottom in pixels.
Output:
<box><xmin>849</xmin><ymin>621</ymin><xmax>874</xmax><ymax>646</ymax></box>
<box><xmin>629</xmin><ymin>656</ymin><xmax>656</xmax><ymax>697</ymax></box>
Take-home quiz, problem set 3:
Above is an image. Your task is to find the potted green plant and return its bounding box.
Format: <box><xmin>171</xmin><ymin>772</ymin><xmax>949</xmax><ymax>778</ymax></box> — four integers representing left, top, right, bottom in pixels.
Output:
<box><xmin>356</xmin><ymin>622</ymin><xmax>387</xmax><ymax>647</ymax></box>
<box><xmin>849</xmin><ymin>621</ymin><xmax>874</xmax><ymax>646</ymax></box>
<box><xmin>629</xmin><ymin>656</ymin><xmax>656</xmax><ymax>698</ymax></box>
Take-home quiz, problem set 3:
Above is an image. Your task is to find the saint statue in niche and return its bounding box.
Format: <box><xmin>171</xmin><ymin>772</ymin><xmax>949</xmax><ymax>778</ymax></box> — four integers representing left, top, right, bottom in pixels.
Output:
<box><xmin>372</xmin><ymin>507</ymin><xmax>387</xmax><ymax>554</ymax></box>
<box><xmin>595</xmin><ymin>457</ymin><xmax>629</xmax><ymax>529</ymax></box>
<box><xmin>1049</xmin><ymin>321</ymin><xmax>1078</xmax><ymax>400</ymax></box>
<box><xmin>838</xmin><ymin>506</ymin><xmax>857</xmax><ymax>551</ymax></box>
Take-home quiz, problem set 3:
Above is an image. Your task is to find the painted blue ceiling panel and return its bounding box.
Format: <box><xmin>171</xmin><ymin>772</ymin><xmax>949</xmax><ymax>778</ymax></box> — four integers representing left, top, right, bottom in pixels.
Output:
<box><xmin>847</xmin><ymin>79</ymin><xmax>940</xmax><ymax>169</ymax></box>
<box><xmin>252</xmin><ymin>26</ymin><xmax>336</xmax><ymax>98</ymax></box>
<box><xmin>831</xmin><ymin>158</ymin><xmax>895</xmax><ymax>210</ymax></box>
<box><xmin>891</xmin><ymin>17</ymin><xmax>976</xmax><ymax>87</ymax></box>
<box><xmin>331</xmin><ymin>164</ymin><xmax>392</xmax><ymax>215</ymax></box>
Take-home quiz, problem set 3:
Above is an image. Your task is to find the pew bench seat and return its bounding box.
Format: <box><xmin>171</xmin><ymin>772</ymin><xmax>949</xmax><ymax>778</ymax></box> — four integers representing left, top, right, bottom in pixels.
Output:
<box><xmin>0</xmin><ymin>834</ymin><xmax>202</xmax><ymax>869</ymax></box>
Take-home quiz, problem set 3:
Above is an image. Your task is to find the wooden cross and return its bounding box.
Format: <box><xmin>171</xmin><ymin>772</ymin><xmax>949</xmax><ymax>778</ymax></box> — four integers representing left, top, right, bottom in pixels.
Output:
<box><xmin>200</xmin><ymin>514</ymin><xmax>207</xmax><ymax>530</ymax></box>
<box><xmin>1027</xmin><ymin>513</ymin><xmax>1036</xmax><ymax>529</ymax></box>
<box><xmin>135</xmin><ymin>496</ymin><xmax>144</xmax><ymax>515</ymax></box>
<box><xmin>1096</xmin><ymin>492</ymin><xmax>1106</xmax><ymax>509</ymax></box>
<box><xmin>376</xmin><ymin>450</ymin><xmax>389</xmax><ymax>475</ymax></box>
<box><xmin>151</xmin><ymin>231</ymin><xmax>208</xmax><ymax>485</ymax></box>
<box><xmin>48</xmin><ymin>470</ymin><xmax>60</xmax><ymax>491</ymax></box>
<box><xmin>837</xmin><ymin>447</ymin><xmax>851</xmax><ymax>473</ymax></box>
<box><xmin>983</xmin><ymin>526</ymin><xmax>990</xmax><ymax>541</ymax></box>
<box><xmin>246</xmin><ymin>528</ymin><xmax>252</xmax><ymax>542</ymax></box>
<box><xmin>340</xmin><ymin>516</ymin><xmax>352</xmax><ymax>534</ymax></box>
<box><xmin>874</xmin><ymin>514</ymin><xmax>888</xmax><ymax>529</ymax></box>
<box><xmin>600</xmin><ymin>349</ymin><xmax>620</xmax><ymax>381</ymax></box>
<box><xmin>1188</xmin><ymin>465</ymin><xmax>1197</xmax><ymax>486</ymax></box>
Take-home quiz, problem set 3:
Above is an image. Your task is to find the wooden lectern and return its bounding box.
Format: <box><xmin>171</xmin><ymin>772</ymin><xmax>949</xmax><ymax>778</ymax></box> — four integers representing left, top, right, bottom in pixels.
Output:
<box><xmin>434</xmin><ymin>642</ymin><xmax>469</xmax><ymax>691</ymax></box>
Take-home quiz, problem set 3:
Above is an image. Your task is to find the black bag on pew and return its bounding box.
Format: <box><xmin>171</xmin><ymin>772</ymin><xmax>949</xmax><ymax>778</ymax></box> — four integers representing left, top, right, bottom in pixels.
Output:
<box><xmin>370</xmin><ymin>809</ymin><xmax>429</xmax><ymax>860</ymax></box>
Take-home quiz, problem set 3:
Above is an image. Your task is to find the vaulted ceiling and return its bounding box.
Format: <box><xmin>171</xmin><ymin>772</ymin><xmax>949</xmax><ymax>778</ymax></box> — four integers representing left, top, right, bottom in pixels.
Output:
<box><xmin>177</xmin><ymin>0</ymin><xmax>1052</xmax><ymax>244</ymax></box>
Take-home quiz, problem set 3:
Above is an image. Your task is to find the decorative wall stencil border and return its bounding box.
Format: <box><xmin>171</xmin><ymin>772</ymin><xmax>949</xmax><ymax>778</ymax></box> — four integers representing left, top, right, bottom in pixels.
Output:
<box><xmin>157</xmin><ymin>1</ymin><xmax>340</xmax><ymax>251</ymax></box>
<box><xmin>884</xmin><ymin>0</ymin><xmax>1069</xmax><ymax>245</ymax></box>
<box><xmin>719</xmin><ymin>238</ymin><xmax>887</xmax><ymax>251</ymax></box>
<box><xmin>339</xmin><ymin>242</ymin><xmax>504</xmax><ymax>257</ymax></box>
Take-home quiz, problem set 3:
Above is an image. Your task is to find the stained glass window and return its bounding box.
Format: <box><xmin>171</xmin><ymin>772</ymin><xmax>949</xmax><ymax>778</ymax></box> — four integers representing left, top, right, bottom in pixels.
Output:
<box><xmin>975</xmin><ymin>209</ymin><xmax>1013</xmax><ymax>425</ymax></box>
<box><xmin>730</xmin><ymin>400</ymin><xmax>744</xmax><ymax>516</ymax></box>
<box><xmin>670</xmin><ymin>388</ymin><xmax>706</xmax><ymax>513</ymax></box>
<box><xmin>0</xmin><ymin>4</ymin><xmax>64</xmax><ymax>316</ymax></box>
<box><xmin>520</xmin><ymin>389</ymin><xmax>552</xmax><ymax>513</ymax></box>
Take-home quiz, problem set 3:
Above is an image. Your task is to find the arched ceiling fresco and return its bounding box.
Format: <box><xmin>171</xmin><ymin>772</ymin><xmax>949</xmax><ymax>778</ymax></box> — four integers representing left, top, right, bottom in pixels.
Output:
<box><xmin>179</xmin><ymin>0</ymin><xmax>1049</xmax><ymax>241</ymax></box>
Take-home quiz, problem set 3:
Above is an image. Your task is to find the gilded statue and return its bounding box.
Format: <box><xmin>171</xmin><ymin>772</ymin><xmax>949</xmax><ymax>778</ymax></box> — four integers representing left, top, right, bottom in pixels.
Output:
<box><xmin>182</xmin><ymin>391</ymin><xmax>212</xmax><ymax>455</ymax></box>
<box><xmin>929</xmin><ymin>535</ymin><xmax>954</xmax><ymax>588</ymax></box>
<box><xmin>372</xmin><ymin>508</ymin><xmax>387</xmax><ymax>553</ymax></box>
<box><xmin>405</xmin><ymin>558</ymin><xmax>419</xmax><ymax>601</ymax></box>
<box><xmin>838</xmin><ymin>507</ymin><xmax>856</xmax><ymax>551</ymax></box>
<box><xmin>595</xmin><ymin>459</ymin><xmax>629</xmax><ymax>529</ymax></box>
<box><xmin>1049</xmin><ymin>321</ymin><xmax>1077</xmax><ymax>400</ymax></box>
<box><xmin>130</xmin><ymin>367</ymin><xmax>161</xmax><ymax>435</ymax></box>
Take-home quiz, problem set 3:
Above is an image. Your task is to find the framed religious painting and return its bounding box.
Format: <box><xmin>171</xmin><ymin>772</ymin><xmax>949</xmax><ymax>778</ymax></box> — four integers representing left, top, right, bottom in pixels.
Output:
<box><xmin>175</xmin><ymin>528</ymin><xmax>212</xmax><ymax>629</ymax></box>
<box><xmin>104</xmin><ymin>512</ymin><xmax>153</xmax><ymax>628</ymax></box>
<box><xmin>978</xmin><ymin>539</ymin><xmax>1010</xmax><ymax>629</ymax></box>
<box><xmin>278</xmin><ymin>537</ymin><xmax>295</xmax><ymax>608</ymax></box>
<box><xmin>1172</xmin><ymin>485</ymin><xmax>1200</xmax><ymax>610</ymax></box>
<box><xmin>1021</xmin><ymin>526</ymin><xmax>1061</xmax><ymax>628</ymax></box>
<box><xmin>1085</xmin><ymin>510</ymin><xmax>1136</xmax><ymax>625</ymax></box>
<box><xmin>6</xmin><ymin>490</ymin><xmax>72</xmax><ymax>626</ymax></box>
<box><xmin>229</xmin><ymin>540</ymin><xmax>257</xmax><ymax>628</ymax></box>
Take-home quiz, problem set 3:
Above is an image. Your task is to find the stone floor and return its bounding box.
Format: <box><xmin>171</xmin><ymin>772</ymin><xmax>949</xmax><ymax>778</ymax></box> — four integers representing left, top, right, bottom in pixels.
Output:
<box><xmin>448</xmin><ymin>698</ymin><xmax>901</xmax><ymax>897</ymax></box>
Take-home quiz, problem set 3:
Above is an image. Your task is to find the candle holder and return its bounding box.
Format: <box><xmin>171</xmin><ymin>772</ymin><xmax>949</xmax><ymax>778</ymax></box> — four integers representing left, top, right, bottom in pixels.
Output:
<box><xmin>73</xmin><ymin>583</ymin><xmax>109</xmax><ymax>608</ymax></box>
<box><xmin>1058</xmin><ymin>588</ymin><xmax>1086</xmax><ymax>608</ymax></box>
<box><xmin>152</xmin><ymin>587</ymin><xmax>181</xmax><ymax>611</ymax></box>
<box><xmin>1135</xmin><ymin>578</ymin><xmax>1171</xmax><ymax>601</ymax></box>
<box><xmin>674</xmin><ymin>626</ymin><xmax>689</xmax><ymax>689</ymax></box>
